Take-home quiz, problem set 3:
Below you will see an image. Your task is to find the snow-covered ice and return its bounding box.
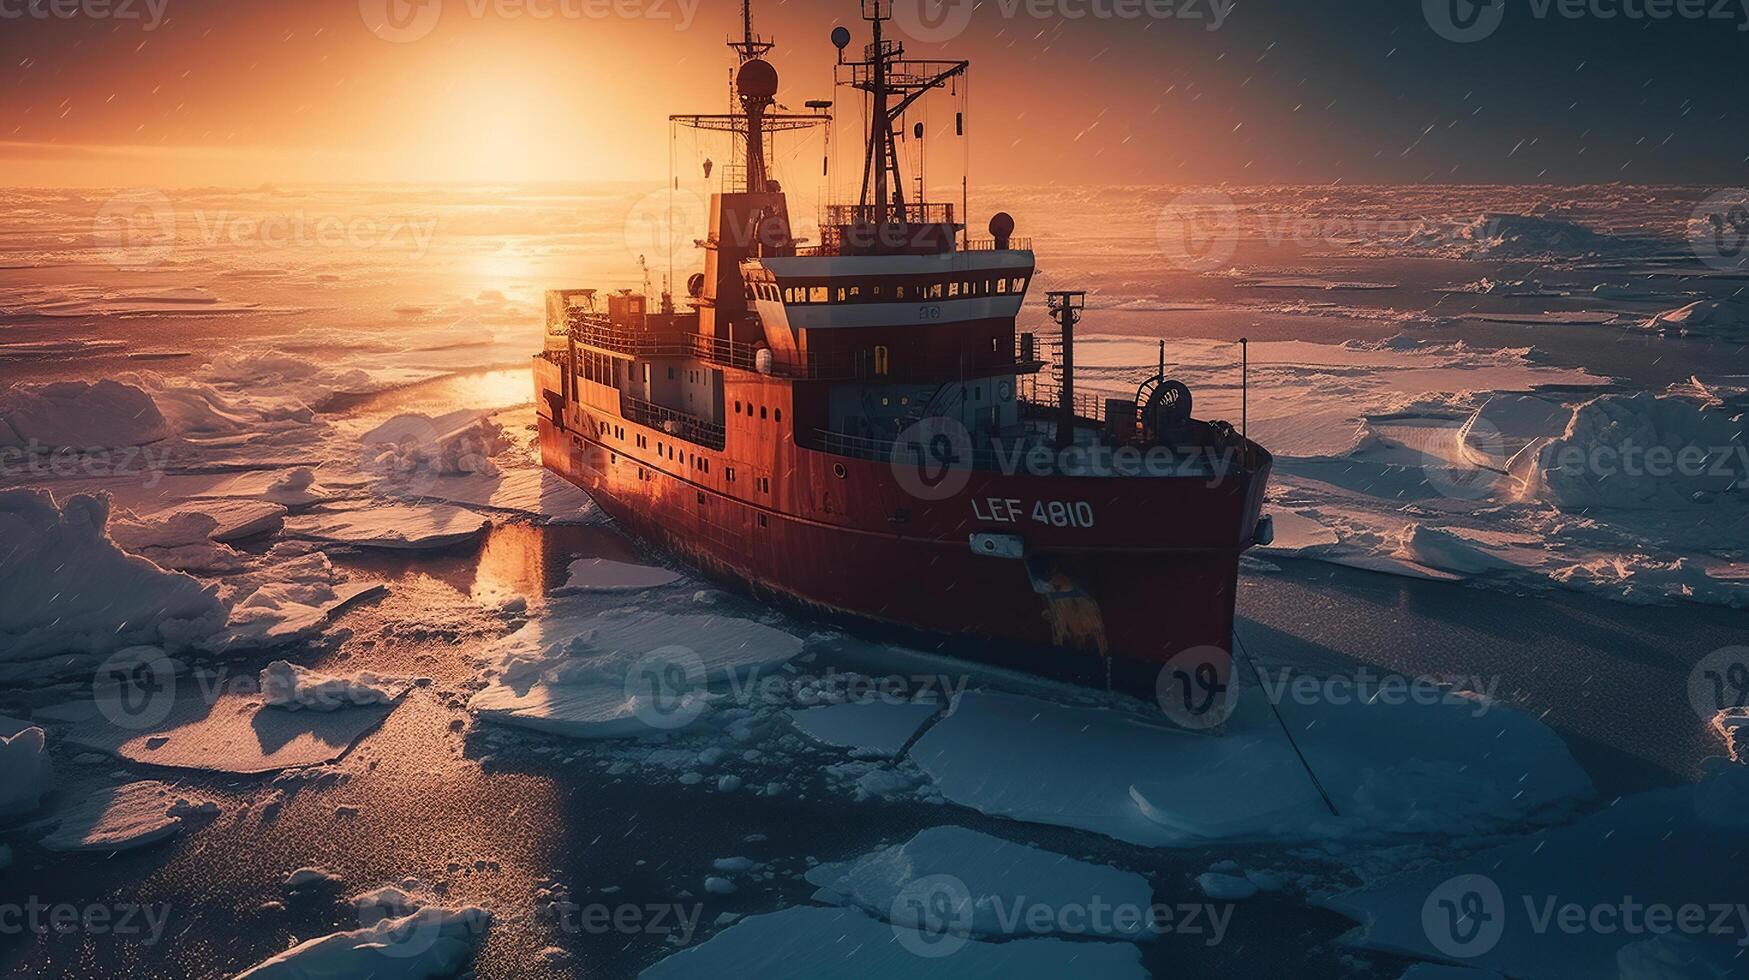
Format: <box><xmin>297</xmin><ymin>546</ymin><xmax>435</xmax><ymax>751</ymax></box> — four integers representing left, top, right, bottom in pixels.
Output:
<box><xmin>637</xmin><ymin>905</ymin><xmax>1148</xmax><ymax>979</ymax></box>
<box><xmin>287</xmin><ymin>503</ymin><xmax>490</xmax><ymax>550</ymax></box>
<box><xmin>551</xmin><ymin>557</ymin><xmax>681</xmax><ymax>594</ymax></box>
<box><xmin>787</xmin><ymin>699</ymin><xmax>940</xmax><ymax>758</ymax></box>
<box><xmin>469</xmin><ymin>606</ymin><xmax>804</xmax><ymax>739</ymax></box>
<box><xmin>35</xmin><ymin>780</ymin><xmax>218</xmax><ymax>852</ymax></box>
<box><xmin>909</xmin><ymin>688</ymin><xmax>1592</xmax><ymax>847</ymax></box>
<box><xmin>0</xmin><ymin>490</ymin><xmax>226</xmax><ymax>677</ymax></box>
<box><xmin>38</xmin><ymin>671</ymin><xmax>401</xmax><ymax>774</ymax></box>
<box><xmin>1323</xmin><ymin>763</ymin><xmax>1749</xmax><ymax>980</ymax></box>
<box><xmin>260</xmin><ymin>660</ymin><xmax>412</xmax><ymax>711</ymax></box>
<box><xmin>232</xmin><ymin>905</ymin><xmax>491</xmax><ymax>980</ymax></box>
<box><xmin>0</xmin><ymin>379</ymin><xmax>171</xmax><ymax>449</ymax></box>
<box><xmin>805</xmin><ymin>825</ymin><xmax>1155</xmax><ymax>940</ymax></box>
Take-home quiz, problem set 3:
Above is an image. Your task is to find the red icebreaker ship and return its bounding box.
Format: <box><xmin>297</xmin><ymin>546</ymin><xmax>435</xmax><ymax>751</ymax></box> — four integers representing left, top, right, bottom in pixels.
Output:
<box><xmin>533</xmin><ymin>0</ymin><xmax>1273</xmax><ymax>715</ymax></box>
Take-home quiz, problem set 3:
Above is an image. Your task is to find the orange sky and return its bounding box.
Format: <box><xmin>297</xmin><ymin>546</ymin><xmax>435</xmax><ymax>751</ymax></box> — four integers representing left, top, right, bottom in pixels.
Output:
<box><xmin>2</xmin><ymin>0</ymin><xmax>1743</xmax><ymax>187</ymax></box>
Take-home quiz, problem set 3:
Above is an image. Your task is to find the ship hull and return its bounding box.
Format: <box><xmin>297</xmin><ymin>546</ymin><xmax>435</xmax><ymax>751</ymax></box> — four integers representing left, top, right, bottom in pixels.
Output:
<box><xmin>537</xmin><ymin>414</ymin><xmax>1270</xmax><ymax>702</ymax></box>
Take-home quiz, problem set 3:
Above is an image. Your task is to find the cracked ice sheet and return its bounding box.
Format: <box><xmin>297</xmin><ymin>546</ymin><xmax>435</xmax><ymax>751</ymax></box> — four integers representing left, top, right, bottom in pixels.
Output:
<box><xmin>805</xmin><ymin>825</ymin><xmax>1155</xmax><ymax>941</ymax></box>
<box><xmin>374</xmin><ymin>467</ymin><xmax>598</xmax><ymax>524</ymax></box>
<box><xmin>787</xmin><ymin>700</ymin><xmax>941</xmax><ymax>758</ymax></box>
<box><xmin>1322</xmin><ymin>764</ymin><xmax>1749</xmax><ymax>980</ymax></box>
<box><xmin>468</xmin><ymin>605</ymin><xmax>804</xmax><ymax>739</ymax></box>
<box><xmin>286</xmin><ymin>502</ymin><xmax>490</xmax><ymax>549</ymax></box>
<box><xmin>907</xmin><ymin>689</ymin><xmax>1593</xmax><ymax>849</ymax></box>
<box><xmin>638</xmin><ymin>906</ymin><xmax>1147</xmax><ymax>980</ymax></box>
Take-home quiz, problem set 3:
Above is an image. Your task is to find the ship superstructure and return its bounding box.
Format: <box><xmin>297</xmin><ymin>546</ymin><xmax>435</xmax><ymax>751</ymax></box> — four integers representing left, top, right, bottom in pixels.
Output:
<box><xmin>534</xmin><ymin>0</ymin><xmax>1273</xmax><ymax>715</ymax></box>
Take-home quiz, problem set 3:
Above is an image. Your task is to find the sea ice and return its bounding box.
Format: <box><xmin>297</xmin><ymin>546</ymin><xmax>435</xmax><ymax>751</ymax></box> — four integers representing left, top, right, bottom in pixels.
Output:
<box><xmin>0</xmin><ymin>490</ymin><xmax>227</xmax><ymax>676</ymax></box>
<box><xmin>637</xmin><ymin>905</ymin><xmax>1147</xmax><ymax>979</ymax></box>
<box><xmin>1530</xmin><ymin>393</ymin><xmax>1747</xmax><ymax>512</ymax></box>
<box><xmin>39</xmin><ymin>673</ymin><xmax>400</xmax><ymax>775</ymax></box>
<box><xmin>232</xmin><ymin>905</ymin><xmax>491</xmax><ymax>980</ymax></box>
<box><xmin>1323</xmin><ymin>763</ymin><xmax>1749</xmax><ymax>980</ymax></box>
<box><xmin>36</xmin><ymin>780</ymin><xmax>217</xmax><ymax>852</ymax></box>
<box><xmin>0</xmin><ymin>379</ymin><xmax>171</xmax><ymax>449</ymax></box>
<box><xmin>361</xmin><ymin>410</ymin><xmax>511</xmax><ymax>478</ymax></box>
<box><xmin>468</xmin><ymin>606</ymin><xmax>804</xmax><ymax>739</ymax></box>
<box><xmin>286</xmin><ymin>503</ymin><xmax>490</xmax><ymax>550</ymax></box>
<box><xmin>909</xmin><ymin>688</ymin><xmax>1592</xmax><ymax>848</ymax></box>
<box><xmin>0</xmin><ymin>726</ymin><xmax>52</xmax><ymax>818</ymax></box>
<box><xmin>786</xmin><ymin>700</ymin><xmax>941</xmax><ymax>758</ymax></box>
<box><xmin>260</xmin><ymin>661</ymin><xmax>411</xmax><ymax>711</ymax></box>
<box><xmin>805</xmin><ymin>825</ymin><xmax>1155</xmax><ymax>940</ymax></box>
<box><xmin>551</xmin><ymin>557</ymin><xmax>681</xmax><ymax>594</ymax></box>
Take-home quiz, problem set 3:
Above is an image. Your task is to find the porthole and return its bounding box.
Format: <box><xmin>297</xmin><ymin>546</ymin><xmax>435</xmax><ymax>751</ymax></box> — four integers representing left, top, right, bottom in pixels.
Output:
<box><xmin>833</xmin><ymin>463</ymin><xmax>847</xmax><ymax>479</ymax></box>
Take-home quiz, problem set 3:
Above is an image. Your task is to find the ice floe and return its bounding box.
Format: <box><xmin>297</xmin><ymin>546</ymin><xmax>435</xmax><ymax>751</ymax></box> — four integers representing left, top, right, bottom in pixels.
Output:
<box><xmin>787</xmin><ymin>699</ymin><xmax>940</xmax><ymax>758</ymax></box>
<box><xmin>805</xmin><ymin>825</ymin><xmax>1155</xmax><ymax>941</ymax></box>
<box><xmin>552</xmin><ymin>557</ymin><xmax>681</xmax><ymax>594</ymax></box>
<box><xmin>286</xmin><ymin>503</ymin><xmax>489</xmax><ymax>550</ymax></box>
<box><xmin>0</xmin><ymin>379</ymin><xmax>172</xmax><ymax>450</ymax></box>
<box><xmin>39</xmin><ymin>657</ymin><xmax>401</xmax><ymax>774</ymax></box>
<box><xmin>259</xmin><ymin>660</ymin><xmax>411</xmax><ymax>711</ymax></box>
<box><xmin>469</xmin><ymin>606</ymin><xmax>804</xmax><ymax>739</ymax></box>
<box><xmin>0</xmin><ymin>490</ymin><xmax>227</xmax><ymax>677</ymax></box>
<box><xmin>35</xmin><ymin>780</ymin><xmax>218</xmax><ymax>852</ymax></box>
<box><xmin>638</xmin><ymin>905</ymin><xmax>1147</xmax><ymax>979</ymax></box>
<box><xmin>232</xmin><ymin>904</ymin><xmax>491</xmax><ymax>980</ymax></box>
<box><xmin>907</xmin><ymin>687</ymin><xmax>1591</xmax><ymax>848</ymax></box>
<box><xmin>1323</xmin><ymin>763</ymin><xmax>1749</xmax><ymax>980</ymax></box>
<box><xmin>1647</xmin><ymin>298</ymin><xmax>1749</xmax><ymax>342</ymax></box>
<box><xmin>361</xmin><ymin>410</ymin><xmax>512</xmax><ymax>478</ymax></box>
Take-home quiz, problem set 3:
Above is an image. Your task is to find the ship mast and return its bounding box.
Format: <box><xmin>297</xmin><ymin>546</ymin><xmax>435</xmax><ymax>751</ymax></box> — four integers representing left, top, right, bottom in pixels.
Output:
<box><xmin>840</xmin><ymin>0</ymin><xmax>968</xmax><ymax>223</ymax></box>
<box><xmin>671</xmin><ymin>0</ymin><xmax>827</xmax><ymax>195</ymax></box>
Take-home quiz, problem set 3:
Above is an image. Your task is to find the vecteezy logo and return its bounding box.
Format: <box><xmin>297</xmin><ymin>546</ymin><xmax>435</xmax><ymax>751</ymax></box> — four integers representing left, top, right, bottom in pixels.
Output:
<box><xmin>1156</xmin><ymin>645</ymin><xmax>1240</xmax><ymax>730</ymax></box>
<box><xmin>892</xmin><ymin>0</ymin><xmax>976</xmax><ymax>43</ymax></box>
<box><xmin>1421</xmin><ymin>411</ymin><xmax>1508</xmax><ymax>501</ymax></box>
<box><xmin>1689</xmin><ymin>189</ymin><xmax>1749</xmax><ymax>273</ymax></box>
<box><xmin>624</xmin><ymin>188</ymin><xmax>708</xmax><ymax>265</ymax></box>
<box><xmin>1689</xmin><ymin>646</ymin><xmax>1749</xmax><ymax>722</ymax></box>
<box><xmin>889</xmin><ymin>416</ymin><xmax>974</xmax><ymax>501</ymax></box>
<box><xmin>1156</xmin><ymin>190</ymin><xmax>1239</xmax><ymax>272</ymax></box>
<box><xmin>889</xmin><ymin>873</ymin><xmax>974</xmax><ymax>958</ymax></box>
<box><xmin>360</xmin><ymin>0</ymin><xmax>443</xmax><ymax>43</ymax></box>
<box><xmin>93</xmin><ymin>647</ymin><xmax>178</xmax><ymax>730</ymax></box>
<box><xmin>625</xmin><ymin>645</ymin><xmax>710</xmax><ymax>730</ymax></box>
<box><xmin>1423</xmin><ymin>0</ymin><xmax>1506</xmax><ymax>42</ymax></box>
<box><xmin>1422</xmin><ymin>874</ymin><xmax>1506</xmax><ymax>959</ymax></box>
<box><xmin>93</xmin><ymin>189</ymin><xmax>177</xmax><ymax>268</ymax></box>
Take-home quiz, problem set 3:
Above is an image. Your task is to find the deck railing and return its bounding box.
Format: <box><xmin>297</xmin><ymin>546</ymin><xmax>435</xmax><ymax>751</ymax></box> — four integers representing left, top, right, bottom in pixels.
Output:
<box><xmin>1018</xmin><ymin>376</ymin><xmax>1112</xmax><ymax>425</ymax></box>
<box><xmin>620</xmin><ymin>394</ymin><xmax>726</xmax><ymax>450</ymax></box>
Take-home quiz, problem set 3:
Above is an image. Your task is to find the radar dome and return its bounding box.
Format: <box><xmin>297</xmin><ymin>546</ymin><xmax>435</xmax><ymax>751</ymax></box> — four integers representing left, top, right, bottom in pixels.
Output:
<box><xmin>831</xmin><ymin>26</ymin><xmax>852</xmax><ymax>50</ymax></box>
<box><xmin>737</xmin><ymin>59</ymin><xmax>779</xmax><ymax>99</ymax></box>
<box><xmin>989</xmin><ymin>212</ymin><xmax>1016</xmax><ymax>240</ymax></box>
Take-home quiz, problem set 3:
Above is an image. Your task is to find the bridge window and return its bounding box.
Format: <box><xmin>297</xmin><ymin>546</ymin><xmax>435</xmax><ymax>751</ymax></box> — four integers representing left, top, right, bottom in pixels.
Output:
<box><xmin>809</xmin><ymin>286</ymin><xmax>828</xmax><ymax>303</ymax></box>
<box><xmin>873</xmin><ymin>345</ymin><xmax>890</xmax><ymax>377</ymax></box>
